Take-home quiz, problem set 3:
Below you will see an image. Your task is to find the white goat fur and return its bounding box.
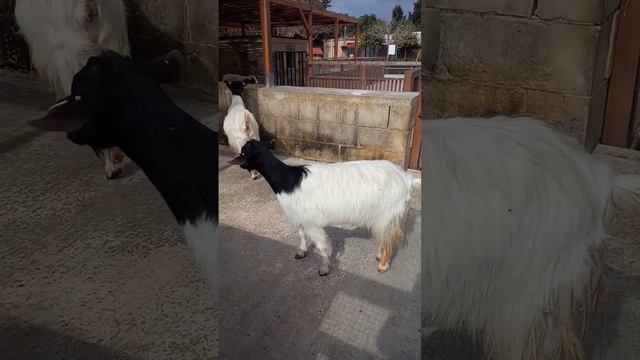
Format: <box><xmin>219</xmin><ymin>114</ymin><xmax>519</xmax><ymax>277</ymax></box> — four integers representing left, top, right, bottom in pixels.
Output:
<box><xmin>15</xmin><ymin>0</ymin><xmax>130</xmax><ymax>97</ymax></box>
<box><xmin>281</xmin><ymin>160</ymin><xmax>417</xmax><ymax>273</ymax></box>
<box><xmin>15</xmin><ymin>0</ymin><xmax>129</xmax><ymax>178</ymax></box>
<box><xmin>422</xmin><ymin>116</ymin><xmax>640</xmax><ymax>359</ymax></box>
<box><xmin>223</xmin><ymin>95</ymin><xmax>260</xmax><ymax>179</ymax></box>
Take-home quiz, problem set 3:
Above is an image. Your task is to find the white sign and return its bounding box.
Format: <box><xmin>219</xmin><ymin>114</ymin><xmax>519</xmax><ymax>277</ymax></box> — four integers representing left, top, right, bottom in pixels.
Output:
<box><xmin>388</xmin><ymin>44</ymin><xmax>396</xmax><ymax>55</ymax></box>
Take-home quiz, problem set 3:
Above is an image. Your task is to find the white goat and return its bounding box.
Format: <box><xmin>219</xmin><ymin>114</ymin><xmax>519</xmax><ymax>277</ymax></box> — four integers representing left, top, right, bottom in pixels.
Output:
<box><xmin>230</xmin><ymin>140</ymin><xmax>419</xmax><ymax>275</ymax></box>
<box><xmin>14</xmin><ymin>0</ymin><xmax>130</xmax><ymax>179</ymax></box>
<box><xmin>223</xmin><ymin>80</ymin><xmax>261</xmax><ymax>180</ymax></box>
<box><xmin>422</xmin><ymin>116</ymin><xmax>640</xmax><ymax>359</ymax></box>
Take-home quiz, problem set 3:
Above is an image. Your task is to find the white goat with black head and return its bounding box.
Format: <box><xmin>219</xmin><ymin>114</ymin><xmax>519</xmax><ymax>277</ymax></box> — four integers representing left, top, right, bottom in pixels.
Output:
<box><xmin>14</xmin><ymin>0</ymin><xmax>130</xmax><ymax>179</ymax></box>
<box><xmin>230</xmin><ymin>140</ymin><xmax>419</xmax><ymax>275</ymax></box>
<box><xmin>223</xmin><ymin>79</ymin><xmax>261</xmax><ymax>180</ymax></box>
<box><xmin>27</xmin><ymin>51</ymin><xmax>218</xmax><ymax>298</ymax></box>
<box><xmin>423</xmin><ymin>116</ymin><xmax>640</xmax><ymax>360</ymax></box>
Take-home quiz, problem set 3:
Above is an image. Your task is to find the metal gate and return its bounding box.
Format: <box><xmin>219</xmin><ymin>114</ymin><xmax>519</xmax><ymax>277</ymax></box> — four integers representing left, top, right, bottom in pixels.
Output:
<box><xmin>274</xmin><ymin>51</ymin><xmax>306</xmax><ymax>87</ymax></box>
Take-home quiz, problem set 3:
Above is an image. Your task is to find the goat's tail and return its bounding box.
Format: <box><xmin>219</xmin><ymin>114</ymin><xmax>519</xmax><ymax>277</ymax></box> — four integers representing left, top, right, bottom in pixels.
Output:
<box><xmin>612</xmin><ymin>174</ymin><xmax>640</xmax><ymax>214</ymax></box>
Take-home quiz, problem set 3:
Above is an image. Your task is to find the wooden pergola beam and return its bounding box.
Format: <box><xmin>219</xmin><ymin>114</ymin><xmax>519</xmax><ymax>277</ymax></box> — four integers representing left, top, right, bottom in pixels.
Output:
<box><xmin>260</xmin><ymin>0</ymin><xmax>273</xmax><ymax>86</ymax></box>
<box><xmin>269</xmin><ymin>0</ymin><xmax>359</xmax><ymax>24</ymax></box>
<box><xmin>334</xmin><ymin>19</ymin><xmax>339</xmax><ymax>59</ymax></box>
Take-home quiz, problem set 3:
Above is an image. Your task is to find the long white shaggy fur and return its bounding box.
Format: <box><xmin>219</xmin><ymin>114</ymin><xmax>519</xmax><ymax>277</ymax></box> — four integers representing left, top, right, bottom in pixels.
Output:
<box><xmin>223</xmin><ymin>95</ymin><xmax>260</xmax><ymax>179</ymax></box>
<box><xmin>422</xmin><ymin>116</ymin><xmax>640</xmax><ymax>359</ymax></box>
<box><xmin>281</xmin><ymin>160</ymin><xmax>418</xmax><ymax>274</ymax></box>
<box><xmin>14</xmin><ymin>0</ymin><xmax>130</xmax><ymax>179</ymax></box>
<box><xmin>182</xmin><ymin>217</ymin><xmax>218</xmax><ymax>300</ymax></box>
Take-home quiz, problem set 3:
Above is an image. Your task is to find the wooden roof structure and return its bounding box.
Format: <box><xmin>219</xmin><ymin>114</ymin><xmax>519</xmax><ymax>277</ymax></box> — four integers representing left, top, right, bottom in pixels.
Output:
<box><xmin>220</xmin><ymin>0</ymin><xmax>361</xmax><ymax>86</ymax></box>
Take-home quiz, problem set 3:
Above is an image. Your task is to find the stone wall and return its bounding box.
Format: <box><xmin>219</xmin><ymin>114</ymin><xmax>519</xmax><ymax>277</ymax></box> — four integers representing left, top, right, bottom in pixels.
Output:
<box><xmin>423</xmin><ymin>0</ymin><xmax>616</xmax><ymax>143</ymax></box>
<box><xmin>219</xmin><ymin>84</ymin><xmax>420</xmax><ymax>167</ymax></box>
<box><xmin>0</xmin><ymin>0</ymin><xmax>217</xmax><ymax>97</ymax></box>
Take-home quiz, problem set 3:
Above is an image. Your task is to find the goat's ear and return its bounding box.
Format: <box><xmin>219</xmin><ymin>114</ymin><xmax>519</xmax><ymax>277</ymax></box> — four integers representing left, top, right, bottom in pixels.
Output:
<box><xmin>27</xmin><ymin>96</ymin><xmax>87</xmax><ymax>132</ymax></box>
<box><xmin>228</xmin><ymin>153</ymin><xmax>247</xmax><ymax>166</ymax></box>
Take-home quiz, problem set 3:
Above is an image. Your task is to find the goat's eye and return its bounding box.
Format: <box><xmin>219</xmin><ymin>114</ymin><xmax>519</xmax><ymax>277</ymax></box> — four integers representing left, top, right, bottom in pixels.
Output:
<box><xmin>74</xmin><ymin>95</ymin><xmax>82</xmax><ymax>101</ymax></box>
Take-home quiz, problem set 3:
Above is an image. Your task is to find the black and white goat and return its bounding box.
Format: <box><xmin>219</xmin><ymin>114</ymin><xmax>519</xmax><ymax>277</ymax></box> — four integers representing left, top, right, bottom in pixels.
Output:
<box><xmin>27</xmin><ymin>51</ymin><xmax>218</xmax><ymax>298</ymax></box>
<box><xmin>15</xmin><ymin>0</ymin><xmax>130</xmax><ymax>179</ymax></box>
<box><xmin>223</xmin><ymin>80</ymin><xmax>261</xmax><ymax>180</ymax></box>
<box><xmin>423</xmin><ymin>116</ymin><xmax>640</xmax><ymax>359</ymax></box>
<box><xmin>230</xmin><ymin>140</ymin><xmax>419</xmax><ymax>275</ymax></box>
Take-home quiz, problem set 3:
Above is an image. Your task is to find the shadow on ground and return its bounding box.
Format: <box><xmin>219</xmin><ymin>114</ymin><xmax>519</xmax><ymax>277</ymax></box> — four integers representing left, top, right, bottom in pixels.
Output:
<box><xmin>0</xmin><ymin>314</ymin><xmax>142</xmax><ymax>360</ymax></box>
<box><xmin>219</xmin><ymin>225</ymin><xmax>420</xmax><ymax>360</ymax></box>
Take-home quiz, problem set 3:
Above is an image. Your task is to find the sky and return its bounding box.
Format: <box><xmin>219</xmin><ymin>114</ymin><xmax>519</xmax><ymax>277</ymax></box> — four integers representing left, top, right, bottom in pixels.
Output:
<box><xmin>330</xmin><ymin>0</ymin><xmax>416</xmax><ymax>20</ymax></box>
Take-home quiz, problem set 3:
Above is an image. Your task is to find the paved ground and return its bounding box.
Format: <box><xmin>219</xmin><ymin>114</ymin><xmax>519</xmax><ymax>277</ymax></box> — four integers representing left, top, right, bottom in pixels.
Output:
<box><xmin>218</xmin><ymin>147</ymin><xmax>422</xmax><ymax>359</ymax></box>
<box><xmin>0</xmin><ymin>69</ymin><xmax>218</xmax><ymax>360</ymax></box>
<box><xmin>422</xmin><ymin>140</ymin><xmax>640</xmax><ymax>359</ymax></box>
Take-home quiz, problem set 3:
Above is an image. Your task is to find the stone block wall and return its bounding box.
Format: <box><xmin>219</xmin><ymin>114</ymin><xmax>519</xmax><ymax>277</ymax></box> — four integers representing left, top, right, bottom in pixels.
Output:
<box><xmin>423</xmin><ymin>0</ymin><xmax>616</xmax><ymax>143</ymax></box>
<box><xmin>220</xmin><ymin>84</ymin><xmax>420</xmax><ymax>167</ymax></box>
<box><xmin>0</xmin><ymin>0</ymin><xmax>217</xmax><ymax>97</ymax></box>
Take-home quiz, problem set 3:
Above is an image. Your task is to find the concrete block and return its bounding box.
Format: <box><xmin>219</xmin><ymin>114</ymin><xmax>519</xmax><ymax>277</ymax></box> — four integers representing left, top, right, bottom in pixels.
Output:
<box><xmin>437</xmin><ymin>13</ymin><xmax>600</xmax><ymax>95</ymax></box>
<box><xmin>536</xmin><ymin>0</ymin><xmax>603</xmax><ymax>23</ymax></box>
<box><xmin>276</xmin><ymin>117</ymin><xmax>292</xmax><ymax>138</ymax></box>
<box><xmin>424</xmin><ymin>80</ymin><xmax>526</xmax><ymax>119</ymax></box>
<box><xmin>428</xmin><ymin>0</ymin><xmax>534</xmax><ymax>16</ymax></box>
<box><xmin>317</xmin><ymin>123</ymin><xmax>357</xmax><ymax>145</ymax></box>
<box><xmin>280</xmin><ymin>138</ymin><xmax>341</xmax><ymax>163</ymax></box>
<box><xmin>186</xmin><ymin>0</ymin><xmax>217</xmax><ymax>44</ymax></box>
<box><xmin>133</xmin><ymin>0</ymin><xmax>187</xmax><ymax>39</ymax></box>
<box><xmin>258</xmin><ymin>115</ymin><xmax>278</xmax><ymax>136</ymax></box>
<box><xmin>389</xmin><ymin>96</ymin><xmax>419</xmax><ymax>130</ymax></box>
<box><xmin>423</xmin><ymin>8</ymin><xmax>442</xmax><ymax>73</ymax></box>
<box><xmin>524</xmin><ymin>89</ymin><xmax>589</xmax><ymax>140</ymax></box>
<box><xmin>340</xmin><ymin>147</ymin><xmax>404</xmax><ymax>166</ymax></box>
<box><xmin>289</xmin><ymin>120</ymin><xmax>317</xmax><ymax>141</ymax></box>
<box><xmin>318</xmin><ymin>101</ymin><xmax>347</xmax><ymax>124</ymax></box>
<box><xmin>352</xmin><ymin>102</ymin><xmax>390</xmax><ymax>128</ymax></box>
<box><xmin>356</xmin><ymin>128</ymin><xmax>410</xmax><ymax>153</ymax></box>
<box><xmin>259</xmin><ymin>90</ymin><xmax>298</xmax><ymax>118</ymax></box>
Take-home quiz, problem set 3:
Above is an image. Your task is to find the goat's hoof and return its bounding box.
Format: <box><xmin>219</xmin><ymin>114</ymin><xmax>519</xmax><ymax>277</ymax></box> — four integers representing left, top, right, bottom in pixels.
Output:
<box><xmin>377</xmin><ymin>262</ymin><xmax>390</xmax><ymax>273</ymax></box>
<box><xmin>375</xmin><ymin>255</ymin><xmax>381</xmax><ymax>261</ymax></box>
<box><xmin>294</xmin><ymin>250</ymin><xmax>307</xmax><ymax>259</ymax></box>
<box><xmin>105</xmin><ymin>168</ymin><xmax>122</xmax><ymax>179</ymax></box>
<box><xmin>318</xmin><ymin>266</ymin><xmax>330</xmax><ymax>276</ymax></box>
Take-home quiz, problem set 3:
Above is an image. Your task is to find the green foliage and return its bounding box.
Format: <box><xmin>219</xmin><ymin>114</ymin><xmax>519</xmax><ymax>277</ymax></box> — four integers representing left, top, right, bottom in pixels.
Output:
<box><xmin>302</xmin><ymin>0</ymin><xmax>332</xmax><ymax>9</ymax></box>
<box><xmin>391</xmin><ymin>5</ymin><xmax>405</xmax><ymax>29</ymax></box>
<box><xmin>408</xmin><ymin>0</ymin><xmax>421</xmax><ymax>27</ymax></box>
<box><xmin>392</xmin><ymin>20</ymin><xmax>418</xmax><ymax>50</ymax></box>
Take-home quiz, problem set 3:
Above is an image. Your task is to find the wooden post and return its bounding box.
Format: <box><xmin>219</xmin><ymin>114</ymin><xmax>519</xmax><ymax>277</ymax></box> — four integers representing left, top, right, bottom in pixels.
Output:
<box><xmin>354</xmin><ymin>22</ymin><xmax>360</xmax><ymax>61</ymax></box>
<box><xmin>334</xmin><ymin>19</ymin><xmax>339</xmax><ymax>59</ymax></box>
<box><xmin>260</xmin><ymin>0</ymin><xmax>273</xmax><ymax>87</ymax></box>
<box><xmin>601</xmin><ymin>0</ymin><xmax>640</xmax><ymax>147</ymax></box>
<box><xmin>306</xmin><ymin>11</ymin><xmax>313</xmax><ymax>86</ymax></box>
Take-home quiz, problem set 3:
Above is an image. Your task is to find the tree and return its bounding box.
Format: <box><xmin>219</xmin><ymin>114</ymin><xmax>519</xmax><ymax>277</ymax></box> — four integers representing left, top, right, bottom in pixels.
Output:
<box><xmin>408</xmin><ymin>0</ymin><xmax>421</xmax><ymax>27</ymax></box>
<box><xmin>392</xmin><ymin>20</ymin><xmax>418</xmax><ymax>59</ymax></box>
<box><xmin>391</xmin><ymin>5</ymin><xmax>405</xmax><ymax>29</ymax></box>
<box><xmin>358</xmin><ymin>13</ymin><xmax>379</xmax><ymax>34</ymax></box>
<box><xmin>358</xmin><ymin>18</ymin><xmax>386</xmax><ymax>54</ymax></box>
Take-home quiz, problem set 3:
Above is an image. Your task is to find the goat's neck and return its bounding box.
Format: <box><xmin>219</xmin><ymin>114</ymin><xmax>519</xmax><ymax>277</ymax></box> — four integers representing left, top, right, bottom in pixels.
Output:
<box><xmin>116</xmin><ymin>108</ymin><xmax>217</xmax><ymax>225</ymax></box>
<box><xmin>253</xmin><ymin>155</ymin><xmax>306</xmax><ymax>195</ymax></box>
<box><xmin>229</xmin><ymin>95</ymin><xmax>245</xmax><ymax>109</ymax></box>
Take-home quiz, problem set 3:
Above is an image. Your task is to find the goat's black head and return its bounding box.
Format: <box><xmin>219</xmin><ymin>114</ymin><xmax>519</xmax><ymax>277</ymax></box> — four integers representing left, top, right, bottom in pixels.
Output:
<box><xmin>27</xmin><ymin>49</ymin><xmax>182</xmax><ymax>151</ymax></box>
<box><xmin>224</xmin><ymin>79</ymin><xmax>251</xmax><ymax>96</ymax></box>
<box><xmin>228</xmin><ymin>139</ymin><xmax>265</xmax><ymax>170</ymax></box>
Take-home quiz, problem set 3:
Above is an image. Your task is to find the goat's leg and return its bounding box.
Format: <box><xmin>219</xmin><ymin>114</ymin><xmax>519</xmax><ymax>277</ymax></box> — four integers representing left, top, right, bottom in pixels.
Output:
<box><xmin>103</xmin><ymin>147</ymin><xmax>125</xmax><ymax>179</ymax></box>
<box><xmin>250</xmin><ymin>169</ymin><xmax>261</xmax><ymax>180</ymax></box>
<box><xmin>294</xmin><ymin>227</ymin><xmax>308</xmax><ymax>259</ymax></box>
<box><xmin>306</xmin><ymin>226</ymin><xmax>332</xmax><ymax>276</ymax></box>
